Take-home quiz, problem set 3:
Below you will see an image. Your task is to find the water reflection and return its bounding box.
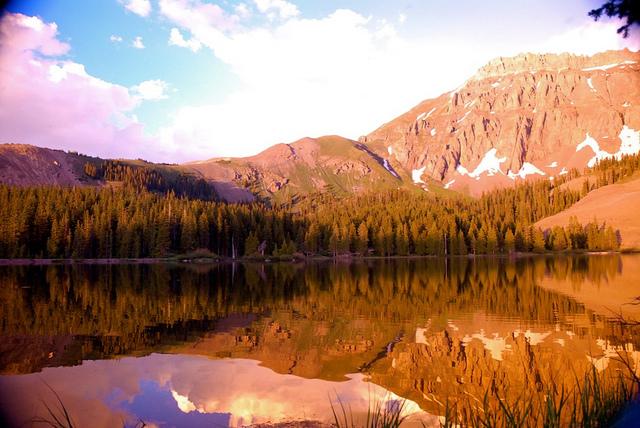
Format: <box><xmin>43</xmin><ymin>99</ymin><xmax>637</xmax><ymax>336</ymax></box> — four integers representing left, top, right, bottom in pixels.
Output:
<box><xmin>0</xmin><ymin>355</ymin><xmax>431</xmax><ymax>427</ymax></box>
<box><xmin>0</xmin><ymin>255</ymin><xmax>638</xmax><ymax>426</ymax></box>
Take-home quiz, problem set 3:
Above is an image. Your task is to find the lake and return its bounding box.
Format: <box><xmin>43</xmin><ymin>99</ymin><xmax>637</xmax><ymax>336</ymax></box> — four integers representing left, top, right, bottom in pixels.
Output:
<box><xmin>0</xmin><ymin>255</ymin><xmax>639</xmax><ymax>427</ymax></box>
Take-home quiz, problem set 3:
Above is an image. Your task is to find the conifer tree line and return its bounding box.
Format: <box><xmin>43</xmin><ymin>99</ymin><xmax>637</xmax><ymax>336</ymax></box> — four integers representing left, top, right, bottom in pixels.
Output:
<box><xmin>0</xmin><ymin>153</ymin><xmax>637</xmax><ymax>259</ymax></box>
<box><xmin>83</xmin><ymin>160</ymin><xmax>218</xmax><ymax>200</ymax></box>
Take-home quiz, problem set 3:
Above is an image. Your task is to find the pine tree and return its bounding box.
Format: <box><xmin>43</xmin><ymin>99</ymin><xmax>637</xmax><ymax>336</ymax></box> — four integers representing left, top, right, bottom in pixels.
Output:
<box><xmin>180</xmin><ymin>211</ymin><xmax>197</xmax><ymax>252</ymax></box>
<box><xmin>504</xmin><ymin>229</ymin><xmax>515</xmax><ymax>254</ymax></box>
<box><xmin>532</xmin><ymin>227</ymin><xmax>546</xmax><ymax>253</ymax></box>
<box><xmin>476</xmin><ymin>228</ymin><xmax>488</xmax><ymax>254</ymax></box>
<box><xmin>329</xmin><ymin>224</ymin><xmax>340</xmax><ymax>256</ymax></box>
<box><xmin>604</xmin><ymin>225</ymin><xmax>619</xmax><ymax>250</ymax></box>
<box><xmin>456</xmin><ymin>231</ymin><xmax>467</xmax><ymax>255</ymax></box>
<box><xmin>550</xmin><ymin>226</ymin><xmax>568</xmax><ymax>251</ymax></box>
<box><xmin>486</xmin><ymin>228</ymin><xmax>498</xmax><ymax>254</ymax></box>
<box><xmin>47</xmin><ymin>218</ymin><xmax>65</xmax><ymax>258</ymax></box>
<box><xmin>305</xmin><ymin>223</ymin><xmax>320</xmax><ymax>254</ymax></box>
<box><xmin>396</xmin><ymin>223</ymin><xmax>409</xmax><ymax>256</ymax></box>
<box><xmin>356</xmin><ymin>222</ymin><xmax>369</xmax><ymax>255</ymax></box>
<box><xmin>153</xmin><ymin>216</ymin><xmax>171</xmax><ymax>257</ymax></box>
<box><xmin>244</xmin><ymin>232</ymin><xmax>259</xmax><ymax>256</ymax></box>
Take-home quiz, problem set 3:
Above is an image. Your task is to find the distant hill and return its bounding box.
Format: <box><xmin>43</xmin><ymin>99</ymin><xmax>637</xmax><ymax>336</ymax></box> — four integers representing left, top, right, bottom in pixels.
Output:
<box><xmin>187</xmin><ymin>135</ymin><xmax>425</xmax><ymax>204</ymax></box>
<box><xmin>0</xmin><ymin>144</ymin><xmax>218</xmax><ymax>200</ymax></box>
<box><xmin>0</xmin><ymin>144</ymin><xmax>99</xmax><ymax>187</ymax></box>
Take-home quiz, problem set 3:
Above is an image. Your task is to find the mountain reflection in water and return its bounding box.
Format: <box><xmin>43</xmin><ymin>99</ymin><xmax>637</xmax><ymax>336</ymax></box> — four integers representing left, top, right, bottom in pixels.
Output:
<box><xmin>0</xmin><ymin>255</ymin><xmax>638</xmax><ymax>427</ymax></box>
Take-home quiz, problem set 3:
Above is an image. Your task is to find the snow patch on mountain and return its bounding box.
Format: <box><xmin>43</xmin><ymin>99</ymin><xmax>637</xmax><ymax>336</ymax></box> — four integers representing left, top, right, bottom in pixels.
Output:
<box><xmin>444</xmin><ymin>179</ymin><xmax>455</xmax><ymax>189</ymax></box>
<box><xmin>456</xmin><ymin>165</ymin><xmax>469</xmax><ymax>175</ymax></box>
<box><xmin>457</xmin><ymin>148</ymin><xmax>506</xmax><ymax>178</ymax></box>
<box><xmin>547</xmin><ymin>161</ymin><xmax>558</xmax><ymax>168</ymax></box>
<box><xmin>508</xmin><ymin>162</ymin><xmax>546</xmax><ymax>180</ymax></box>
<box><xmin>577</xmin><ymin>127</ymin><xmax>640</xmax><ymax>168</ymax></box>
<box><xmin>619</xmin><ymin>125</ymin><xmax>640</xmax><ymax>156</ymax></box>
<box><xmin>576</xmin><ymin>134</ymin><xmax>607</xmax><ymax>167</ymax></box>
<box><xmin>416</xmin><ymin>107</ymin><xmax>436</xmax><ymax>121</ymax></box>
<box><xmin>582</xmin><ymin>60</ymin><xmax>636</xmax><ymax>72</ymax></box>
<box><xmin>412</xmin><ymin>166</ymin><xmax>426</xmax><ymax>184</ymax></box>
<box><xmin>430</xmin><ymin>128</ymin><xmax>436</xmax><ymax>137</ymax></box>
<box><xmin>587</xmin><ymin>77</ymin><xmax>595</xmax><ymax>91</ymax></box>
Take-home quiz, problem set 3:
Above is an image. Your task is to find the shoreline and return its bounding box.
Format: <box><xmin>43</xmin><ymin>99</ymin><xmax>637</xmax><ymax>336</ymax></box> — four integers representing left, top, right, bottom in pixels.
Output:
<box><xmin>0</xmin><ymin>250</ymin><xmax>637</xmax><ymax>266</ymax></box>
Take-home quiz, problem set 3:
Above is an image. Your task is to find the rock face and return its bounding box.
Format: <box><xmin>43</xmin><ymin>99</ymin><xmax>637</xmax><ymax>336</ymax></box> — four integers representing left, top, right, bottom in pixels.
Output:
<box><xmin>363</xmin><ymin>49</ymin><xmax>640</xmax><ymax>195</ymax></box>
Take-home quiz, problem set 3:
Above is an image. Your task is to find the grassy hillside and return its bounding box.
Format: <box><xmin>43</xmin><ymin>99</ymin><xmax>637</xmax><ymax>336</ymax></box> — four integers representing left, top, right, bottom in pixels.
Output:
<box><xmin>536</xmin><ymin>176</ymin><xmax>640</xmax><ymax>250</ymax></box>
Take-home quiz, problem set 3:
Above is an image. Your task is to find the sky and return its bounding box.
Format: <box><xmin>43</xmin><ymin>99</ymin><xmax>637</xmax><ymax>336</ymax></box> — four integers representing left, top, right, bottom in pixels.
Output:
<box><xmin>0</xmin><ymin>0</ymin><xmax>638</xmax><ymax>162</ymax></box>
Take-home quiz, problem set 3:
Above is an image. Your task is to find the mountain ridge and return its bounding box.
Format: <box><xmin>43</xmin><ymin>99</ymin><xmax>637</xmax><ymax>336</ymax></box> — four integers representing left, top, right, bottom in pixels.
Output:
<box><xmin>1</xmin><ymin>49</ymin><xmax>639</xmax><ymax>200</ymax></box>
<box><xmin>363</xmin><ymin>48</ymin><xmax>640</xmax><ymax>195</ymax></box>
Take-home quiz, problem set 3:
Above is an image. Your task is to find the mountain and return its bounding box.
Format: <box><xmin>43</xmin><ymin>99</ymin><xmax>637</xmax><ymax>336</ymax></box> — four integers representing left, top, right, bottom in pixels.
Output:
<box><xmin>187</xmin><ymin>50</ymin><xmax>640</xmax><ymax>200</ymax></box>
<box><xmin>0</xmin><ymin>143</ymin><xmax>219</xmax><ymax>200</ymax></box>
<box><xmin>363</xmin><ymin>49</ymin><xmax>640</xmax><ymax>195</ymax></box>
<box><xmin>0</xmin><ymin>136</ymin><xmax>420</xmax><ymax>203</ymax></box>
<box><xmin>0</xmin><ymin>49</ymin><xmax>638</xmax><ymax>201</ymax></box>
<box><xmin>0</xmin><ymin>144</ymin><xmax>99</xmax><ymax>186</ymax></box>
<box><xmin>187</xmin><ymin>135</ymin><xmax>422</xmax><ymax>203</ymax></box>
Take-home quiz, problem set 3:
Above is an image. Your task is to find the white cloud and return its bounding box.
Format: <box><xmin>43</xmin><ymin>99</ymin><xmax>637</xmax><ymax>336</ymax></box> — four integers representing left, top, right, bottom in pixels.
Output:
<box><xmin>253</xmin><ymin>0</ymin><xmax>299</xmax><ymax>20</ymax></box>
<box><xmin>168</xmin><ymin>28</ymin><xmax>202</xmax><ymax>52</ymax></box>
<box><xmin>159</xmin><ymin>0</ymin><xmax>239</xmax><ymax>33</ymax></box>
<box><xmin>0</xmin><ymin>13</ymin><xmax>154</xmax><ymax>160</ymax></box>
<box><xmin>123</xmin><ymin>0</ymin><xmax>152</xmax><ymax>18</ymax></box>
<box><xmin>131</xmin><ymin>79</ymin><xmax>170</xmax><ymax>100</ymax></box>
<box><xmin>5</xmin><ymin>7</ymin><xmax>639</xmax><ymax>164</ymax></box>
<box><xmin>530</xmin><ymin>19</ymin><xmax>640</xmax><ymax>55</ymax></box>
<box><xmin>235</xmin><ymin>3</ymin><xmax>251</xmax><ymax>19</ymax></box>
<box><xmin>110</xmin><ymin>34</ymin><xmax>123</xmax><ymax>42</ymax></box>
<box><xmin>132</xmin><ymin>36</ymin><xmax>145</xmax><ymax>49</ymax></box>
<box><xmin>156</xmin><ymin>6</ymin><xmax>483</xmax><ymax>160</ymax></box>
<box><xmin>398</xmin><ymin>13</ymin><xmax>406</xmax><ymax>24</ymax></box>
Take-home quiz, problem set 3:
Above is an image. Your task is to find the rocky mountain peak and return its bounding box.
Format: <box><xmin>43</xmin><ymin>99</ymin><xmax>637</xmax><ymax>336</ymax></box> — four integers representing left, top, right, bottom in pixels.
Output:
<box><xmin>473</xmin><ymin>49</ymin><xmax>637</xmax><ymax>80</ymax></box>
<box><xmin>365</xmin><ymin>49</ymin><xmax>640</xmax><ymax>195</ymax></box>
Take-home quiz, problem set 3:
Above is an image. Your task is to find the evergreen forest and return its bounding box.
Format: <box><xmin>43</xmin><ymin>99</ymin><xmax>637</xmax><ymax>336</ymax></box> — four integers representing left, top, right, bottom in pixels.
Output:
<box><xmin>0</xmin><ymin>153</ymin><xmax>638</xmax><ymax>259</ymax></box>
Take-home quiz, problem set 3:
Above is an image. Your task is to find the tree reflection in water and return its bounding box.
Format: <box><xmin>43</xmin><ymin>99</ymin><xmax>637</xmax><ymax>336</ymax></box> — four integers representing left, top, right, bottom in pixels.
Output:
<box><xmin>0</xmin><ymin>255</ymin><xmax>638</xmax><ymax>426</ymax></box>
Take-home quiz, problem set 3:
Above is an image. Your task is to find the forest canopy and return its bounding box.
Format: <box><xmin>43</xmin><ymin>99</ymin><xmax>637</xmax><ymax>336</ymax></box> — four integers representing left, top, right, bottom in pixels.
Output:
<box><xmin>0</xmin><ymin>153</ymin><xmax>638</xmax><ymax>259</ymax></box>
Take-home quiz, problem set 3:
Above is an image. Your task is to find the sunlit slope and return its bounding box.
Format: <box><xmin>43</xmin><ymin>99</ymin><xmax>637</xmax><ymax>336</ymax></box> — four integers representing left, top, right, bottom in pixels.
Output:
<box><xmin>189</xmin><ymin>135</ymin><xmax>422</xmax><ymax>203</ymax></box>
<box><xmin>536</xmin><ymin>176</ymin><xmax>640</xmax><ymax>250</ymax></box>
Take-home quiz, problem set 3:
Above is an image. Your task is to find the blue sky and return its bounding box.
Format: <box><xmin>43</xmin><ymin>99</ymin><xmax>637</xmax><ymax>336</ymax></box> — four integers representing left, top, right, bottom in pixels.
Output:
<box><xmin>1</xmin><ymin>0</ymin><xmax>638</xmax><ymax>161</ymax></box>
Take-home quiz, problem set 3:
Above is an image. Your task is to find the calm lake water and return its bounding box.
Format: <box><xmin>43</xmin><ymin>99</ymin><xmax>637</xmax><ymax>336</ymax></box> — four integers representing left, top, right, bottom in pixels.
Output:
<box><xmin>0</xmin><ymin>256</ymin><xmax>639</xmax><ymax>427</ymax></box>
